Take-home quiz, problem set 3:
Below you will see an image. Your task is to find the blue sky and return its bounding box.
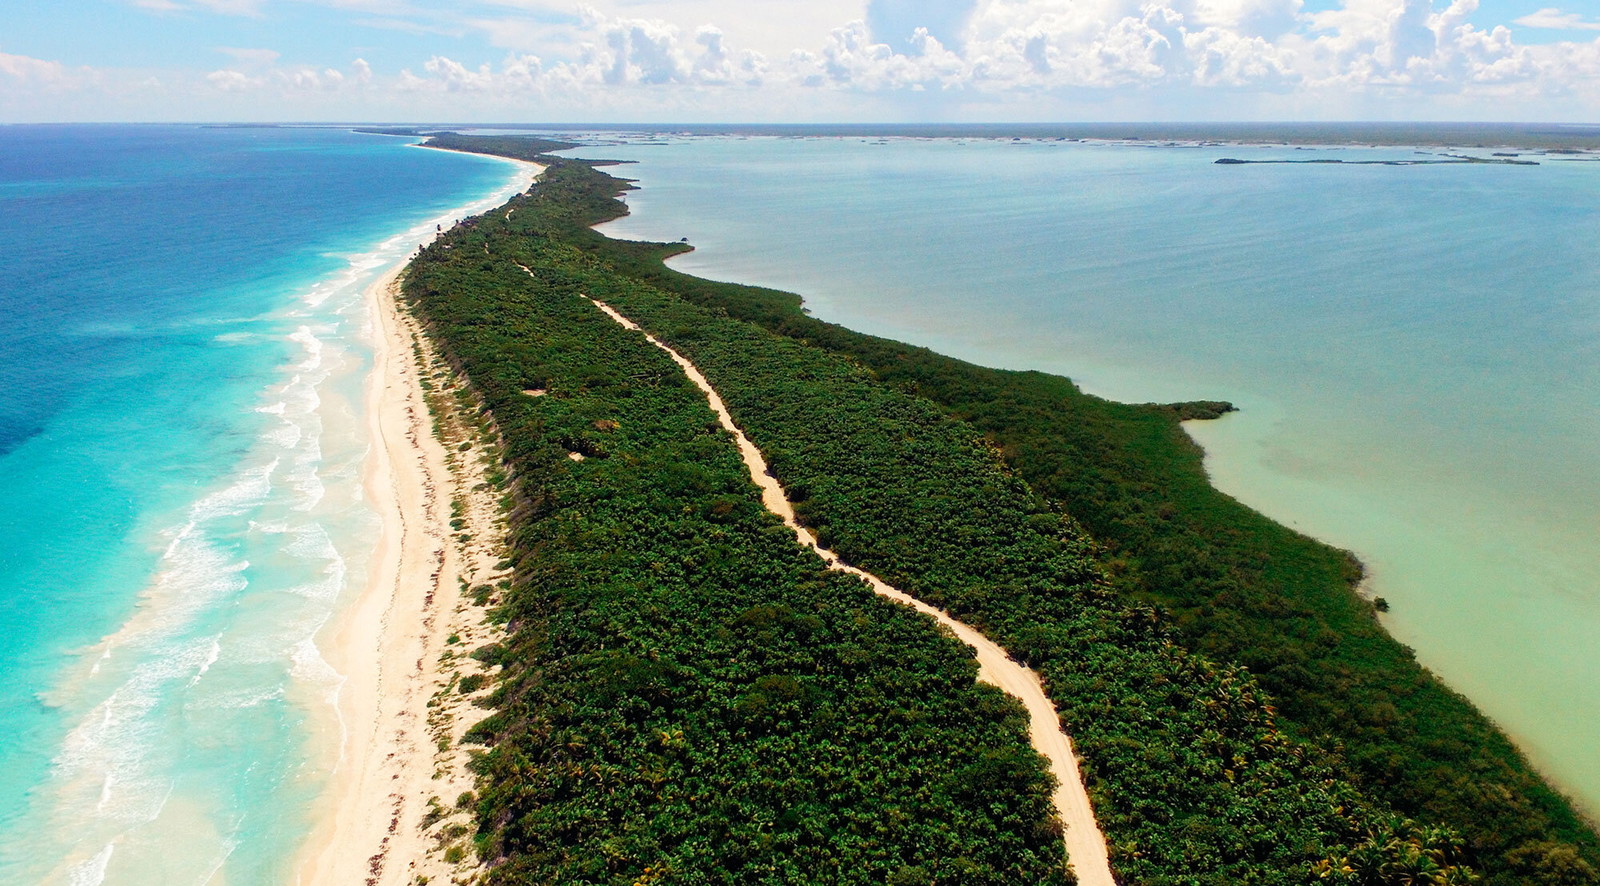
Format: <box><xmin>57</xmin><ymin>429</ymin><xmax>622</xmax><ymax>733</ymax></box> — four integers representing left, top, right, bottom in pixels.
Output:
<box><xmin>2</xmin><ymin>0</ymin><xmax>1598</xmax><ymax>121</ymax></box>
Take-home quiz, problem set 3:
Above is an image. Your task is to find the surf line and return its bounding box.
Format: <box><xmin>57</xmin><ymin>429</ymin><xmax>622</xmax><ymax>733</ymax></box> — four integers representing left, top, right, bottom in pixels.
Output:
<box><xmin>515</xmin><ymin>264</ymin><xmax>1117</xmax><ymax>885</ymax></box>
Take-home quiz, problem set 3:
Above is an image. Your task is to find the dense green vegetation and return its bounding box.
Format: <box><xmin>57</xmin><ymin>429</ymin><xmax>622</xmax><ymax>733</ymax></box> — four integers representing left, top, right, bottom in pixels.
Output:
<box><xmin>411</xmin><ymin>145</ymin><xmax>1440</xmax><ymax>885</ymax></box>
<box><xmin>423</xmin><ymin>134</ymin><xmax>583</xmax><ymax>162</ymax></box>
<box><xmin>573</xmin><ymin>273</ymin><xmax>1447</xmax><ymax>885</ymax></box>
<box><xmin>604</xmin><ymin>271</ymin><xmax>1600</xmax><ymax>881</ymax></box>
<box><xmin>503</xmin><ymin>145</ymin><xmax>1597</xmax><ymax>885</ymax></box>
<box><xmin>403</xmin><ymin>196</ymin><xmax>1070</xmax><ymax>883</ymax></box>
<box><xmin>401</xmin><ymin>133</ymin><xmax>1598</xmax><ymax>884</ymax></box>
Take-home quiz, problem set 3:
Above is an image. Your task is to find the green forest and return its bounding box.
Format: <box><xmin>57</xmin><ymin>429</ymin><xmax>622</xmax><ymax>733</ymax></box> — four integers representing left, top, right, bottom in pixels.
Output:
<box><xmin>398</xmin><ymin>133</ymin><xmax>1599</xmax><ymax>885</ymax></box>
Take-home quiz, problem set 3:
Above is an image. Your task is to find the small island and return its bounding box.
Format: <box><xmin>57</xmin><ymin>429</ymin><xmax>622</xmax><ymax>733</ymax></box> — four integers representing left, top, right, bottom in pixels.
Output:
<box><xmin>1216</xmin><ymin>155</ymin><xmax>1540</xmax><ymax>166</ymax></box>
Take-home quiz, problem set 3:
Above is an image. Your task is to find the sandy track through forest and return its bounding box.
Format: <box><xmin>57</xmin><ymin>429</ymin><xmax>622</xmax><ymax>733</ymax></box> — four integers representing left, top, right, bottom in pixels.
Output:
<box><xmin>532</xmin><ymin>267</ymin><xmax>1115</xmax><ymax>884</ymax></box>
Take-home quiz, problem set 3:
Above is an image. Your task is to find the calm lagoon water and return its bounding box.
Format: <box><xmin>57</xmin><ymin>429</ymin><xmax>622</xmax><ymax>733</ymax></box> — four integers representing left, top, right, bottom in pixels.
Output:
<box><xmin>0</xmin><ymin>125</ymin><xmax>525</xmax><ymax>884</ymax></box>
<box><xmin>590</xmin><ymin>135</ymin><xmax>1600</xmax><ymax>816</ymax></box>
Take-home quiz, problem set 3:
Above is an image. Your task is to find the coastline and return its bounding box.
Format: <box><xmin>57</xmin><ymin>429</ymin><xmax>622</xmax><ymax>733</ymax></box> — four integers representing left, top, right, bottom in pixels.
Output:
<box><xmin>559</xmin><ymin>141</ymin><xmax>1600</xmax><ymax>877</ymax></box>
<box><xmin>590</xmin><ymin>136</ymin><xmax>1600</xmax><ymax>822</ymax></box>
<box><xmin>280</xmin><ymin>132</ymin><xmax>1598</xmax><ymax>882</ymax></box>
<box><xmin>295</xmin><ymin>160</ymin><xmax>541</xmax><ymax>886</ymax></box>
<box><xmin>0</xmin><ymin>137</ymin><xmax>542</xmax><ymax>884</ymax></box>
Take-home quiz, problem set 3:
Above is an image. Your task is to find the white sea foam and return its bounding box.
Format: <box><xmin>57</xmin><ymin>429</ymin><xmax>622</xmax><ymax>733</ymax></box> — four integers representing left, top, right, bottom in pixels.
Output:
<box><xmin>47</xmin><ymin>501</ymin><xmax>259</xmax><ymax>835</ymax></box>
<box><xmin>12</xmin><ymin>149</ymin><xmax>539</xmax><ymax>883</ymax></box>
<box><xmin>288</xmin><ymin>325</ymin><xmax>324</xmax><ymax>372</ymax></box>
<box><xmin>290</xmin><ymin>567</ymin><xmax>347</xmax><ymax>605</ymax></box>
<box><xmin>65</xmin><ymin>843</ymin><xmax>114</xmax><ymax>886</ymax></box>
<box><xmin>280</xmin><ymin>373</ymin><xmax>323</xmax><ymax>415</ymax></box>
<box><xmin>288</xmin><ymin>465</ymin><xmax>326</xmax><ymax>514</ymax></box>
<box><xmin>88</xmin><ymin>645</ymin><xmax>112</xmax><ymax>678</ymax></box>
<box><xmin>264</xmin><ymin>418</ymin><xmax>303</xmax><ymax>451</ymax></box>
<box><xmin>291</xmin><ymin>633</ymin><xmax>346</xmax><ymax>759</ymax></box>
<box><xmin>187</xmin><ymin>685</ymin><xmax>286</xmax><ymax>711</ymax></box>
<box><xmin>145</xmin><ymin>541</ymin><xmax>251</xmax><ymax>640</ymax></box>
<box><xmin>284</xmin><ymin>523</ymin><xmax>348</xmax><ymax>602</ymax></box>
<box><xmin>186</xmin><ymin>457</ymin><xmax>278</xmax><ymax>526</ymax></box>
<box><xmin>55</xmin><ymin>642</ymin><xmax>209</xmax><ymax>823</ymax></box>
<box><xmin>188</xmin><ymin>637</ymin><xmax>222</xmax><ymax>688</ymax></box>
<box><xmin>285</xmin><ymin>522</ymin><xmax>338</xmax><ymax>563</ymax></box>
<box><xmin>197</xmin><ymin>836</ymin><xmax>239</xmax><ymax>885</ymax></box>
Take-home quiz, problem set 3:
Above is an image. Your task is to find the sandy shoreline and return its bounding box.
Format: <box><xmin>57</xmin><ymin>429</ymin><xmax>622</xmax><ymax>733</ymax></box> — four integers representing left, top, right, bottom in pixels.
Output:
<box><xmin>303</xmin><ymin>148</ymin><xmax>1108</xmax><ymax>884</ymax></box>
<box><xmin>295</xmin><ymin>162</ymin><xmax>539</xmax><ymax>886</ymax></box>
<box><xmin>293</xmin><ymin>265</ymin><xmax>489</xmax><ymax>886</ymax></box>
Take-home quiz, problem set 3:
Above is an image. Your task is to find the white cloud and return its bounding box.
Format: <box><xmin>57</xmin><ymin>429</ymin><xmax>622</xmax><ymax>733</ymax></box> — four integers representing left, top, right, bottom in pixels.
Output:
<box><xmin>1194</xmin><ymin>0</ymin><xmax>1303</xmax><ymax>36</ymax></box>
<box><xmin>133</xmin><ymin>0</ymin><xmax>265</xmax><ymax>15</ymax></box>
<box><xmin>0</xmin><ymin>51</ymin><xmax>100</xmax><ymax>91</ymax></box>
<box><xmin>195</xmin><ymin>0</ymin><xmax>264</xmax><ymax>13</ymax></box>
<box><xmin>548</xmin><ymin>0</ymin><xmax>866</xmax><ymax>60</ymax></box>
<box><xmin>348</xmin><ymin>0</ymin><xmax>1600</xmax><ymax>115</ymax></box>
<box><xmin>470</xmin><ymin>16</ymin><xmax>576</xmax><ymax>52</ymax></box>
<box><xmin>0</xmin><ymin>51</ymin><xmax>69</xmax><ymax>83</ymax></box>
<box><xmin>217</xmin><ymin>47</ymin><xmax>281</xmax><ymax>65</ymax></box>
<box><xmin>1514</xmin><ymin>8</ymin><xmax>1600</xmax><ymax>31</ymax></box>
<box><xmin>353</xmin><ymin>16</ymin><xmax>466</xmax><ymax>37</ymax></box>
<box><xmin>204</xmin><ymin>58</ymin><xmax>376</xmax><ymax>94</ymax></box>
<box><xmin>421</xmin><ymin>55</ymin><xmax>497</xmax><ymax>91</ymax></box>
<box><xmin>206</xmin><ymin>69</ymin><xmax>261</xmax><ymax>90</ymax></box>
<box><xmin>14</xmin><ymin>0</ymin><xmax>1600</xmax><ymax>120</ymax></box>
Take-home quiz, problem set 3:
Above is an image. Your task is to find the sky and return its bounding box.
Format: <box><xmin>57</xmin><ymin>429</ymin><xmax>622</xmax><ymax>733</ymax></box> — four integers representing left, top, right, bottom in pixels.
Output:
<box><xmin>2</xmin><ymin>0</ymin><xmax>1599</xmax><ymax>122</ymax></box>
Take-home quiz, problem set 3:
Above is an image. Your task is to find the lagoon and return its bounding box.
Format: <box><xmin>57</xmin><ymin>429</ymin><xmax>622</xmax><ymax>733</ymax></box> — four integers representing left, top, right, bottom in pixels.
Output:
<box><xmin>591</xmin><ymin>133</ymin><xmax>1600</xmax><ymax>818</ymax></box>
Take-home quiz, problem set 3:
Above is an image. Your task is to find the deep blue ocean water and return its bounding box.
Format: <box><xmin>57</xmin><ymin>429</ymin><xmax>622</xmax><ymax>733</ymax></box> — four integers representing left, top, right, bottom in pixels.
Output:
<box><xmin>0</xmin><ymin>125</ymin><xmax>525</xmax><ymax>883</ymax></box>
<box><xmin>591</xmin><ymin>134</ymin><xmax>1600</xmax><ymax>818</ymax></box>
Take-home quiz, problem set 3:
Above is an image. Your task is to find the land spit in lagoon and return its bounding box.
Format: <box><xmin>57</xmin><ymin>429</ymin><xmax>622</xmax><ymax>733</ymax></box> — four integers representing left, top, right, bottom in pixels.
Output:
<box><xmin>586</xmin><ymin>127</ymin><xmax>1600</xmax><ymax>816</ymax></box>
<box><xmin>0</xmin><ymin>124</ymin><xmax>1595</xmax><ymax>886</ymax></box>
<box><xmin>384</xmin><ymin>132</ymin><xmax>1587</xmax><ymax>882</ymax></box>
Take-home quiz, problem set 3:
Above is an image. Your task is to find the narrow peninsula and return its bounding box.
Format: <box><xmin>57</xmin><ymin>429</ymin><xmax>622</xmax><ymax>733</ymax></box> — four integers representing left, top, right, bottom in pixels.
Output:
<box><xmin>361</xmin><ymin>132</ymin><xmax>1600</xmax><ymax>886</ymax></box>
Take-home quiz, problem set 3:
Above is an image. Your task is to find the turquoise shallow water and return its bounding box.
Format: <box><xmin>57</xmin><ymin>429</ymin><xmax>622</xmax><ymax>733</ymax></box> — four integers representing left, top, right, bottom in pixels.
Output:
<box><xmin>589</xmin><ymin>135</ymin><xmax>1600</xmax><ymax>817</ymax></box>
<box><xmin>0</xmin><ymin>126</ymin><xmax>527</xmax><ymax>883</ymax></box>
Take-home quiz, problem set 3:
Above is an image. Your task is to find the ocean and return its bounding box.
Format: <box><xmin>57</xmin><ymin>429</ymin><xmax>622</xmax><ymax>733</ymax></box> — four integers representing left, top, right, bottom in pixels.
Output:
<box><xmin>5</xmin><ymin>123</ymin><xmax>1595</xmax><ymax>880</ymax></box>
<box><xmin>0</xmin><ymin>125</ymin><xmax>525</xmax><ymax>884</ymax></box>
<box><xmin>587</xmin><ymin>133</ymin><xmax>1600</xmax><ymax>818</ymax></box>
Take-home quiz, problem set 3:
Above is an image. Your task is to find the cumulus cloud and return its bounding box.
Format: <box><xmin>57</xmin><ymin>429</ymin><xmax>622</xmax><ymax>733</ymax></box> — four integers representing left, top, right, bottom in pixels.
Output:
<box><xmin>332</xmin><ymin>0</ymin><xmax>1600</xmax><ymax>114</ymax></box>
<box><xmin>1514</xmin><ymin>8</ymin><xmax>1600</xmax><ymax>31</ymax></box>
<box><xmin>388</xmin><ymin>6</ymin><xmax>769</xmax><ymax>101</ymax></box>
<box><xmin>21</xmin><ymin>0</ymin><xmax>1600</xmax><ymax>118</ymax></box>
<box><xmin>206</xmin><ymin>68</ymin><xmax>261</xmax><ymax>91</ymax></box>
<box><xmin>0</xmin><ymin>51</ymin><xmax>98</xmax><ymax>90</ymax></box>
<box><xmin>204</xmin><ymin>57</ymin><xmax>375</xmax><ymax>94</ymax></box>
<box><xmin>1</xmin><ymin>51</ymin><xmax>68</xmax><ymax>83</ymax></box>
<box><xmin>892</xmin><ymin>0</ymin><xmax>1597</xmax><ymax>96</ymax></box>
<box><xmin>576</xmin><ymin>10</ymin><xmax>768</xmax><ymax>86</ymax></box>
